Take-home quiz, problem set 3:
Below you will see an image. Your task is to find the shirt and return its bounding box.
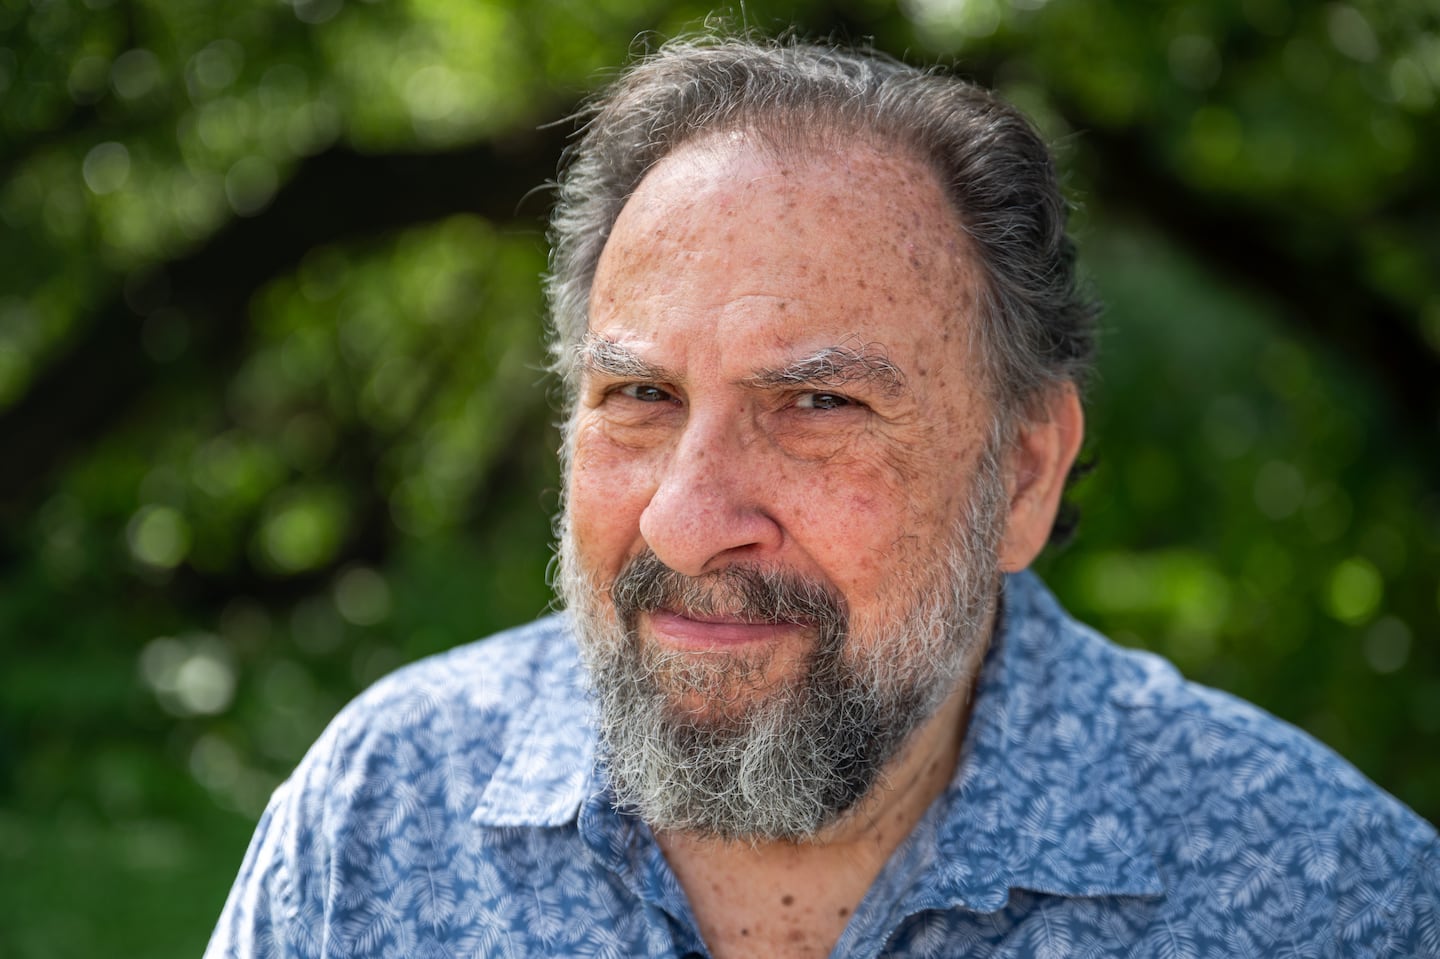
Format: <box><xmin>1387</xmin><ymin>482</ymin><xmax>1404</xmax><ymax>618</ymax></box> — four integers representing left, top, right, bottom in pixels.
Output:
<box><xmin>207</xmin><ymin>572</ymin><xmax>1440</xmax><ymax>958</ymax></box>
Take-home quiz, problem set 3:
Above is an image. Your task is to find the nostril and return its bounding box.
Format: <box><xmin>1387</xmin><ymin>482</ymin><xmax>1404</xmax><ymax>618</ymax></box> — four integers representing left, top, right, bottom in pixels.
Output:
<box><xmin>639</xmin><ymin>472</ymin><xmax>784</xmax><ymax>579</ymax></box>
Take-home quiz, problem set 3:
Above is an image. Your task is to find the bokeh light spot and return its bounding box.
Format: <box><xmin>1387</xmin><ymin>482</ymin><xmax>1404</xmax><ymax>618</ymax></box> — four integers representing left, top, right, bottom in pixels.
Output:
<box><xmin>111</xmin><ymin>48</ymin><xmax>163</xmax><ymax>100</ymax></box>
<box><xmin>1254</xmin><ymin>460</ymin><xmax>1306</xmax><ymax>520</ymax></box>
<box><xmin>139</xmin><ymin>635</ymin><xmax>236</xmax><ymax>716</ymax></box>
<box><xmin>68</xmin><ymin>55</ymin><xmax>110</xmax><ymax>104</ymax></box>
<box><xmin>174</xmin><ymin>651</ymin><xmax>236</xmax><ymax>715</ymax></box>
<box><xmin>334</xmin><ymin>566</ymin><xmax>391</xmax><ymax>626</ymax></box>
<box><xmin>126</xmin><ymin>505</ymin><xmax>191</xmax><ymax>569</ymax></box>
<box><xmin>187</xmin><ymin>40</ymin><xmax>243</xmax><ymax>99</ymax></box>
<box><xmin>293</xmin><ymin>0</ymin><xmax>343</xmax><ymax>25</ymax></box>
<box><xmin>1326</xmin><ymin>557</ymin><xmax>1383</xmax><ymax>624</ymax></box>
<box><xmin>225</xmin><ymin>156</ymin><xmax>279</xmax><ymax>217</ymax></box>
<box><xmin>1363</xmin><ymin>617</ymin><xmax>1411</xmax><ymax>674</ymax></box>
<box><xmin>258</xmin><ymin>486</ymin><xmax>348</xmax><ymax>573</ymax></box>
<box><xmin>189</xmin><ymin>734</ymin><xmax>241</xmax><ymax>793</ymax></box>
<box><xmin>82</xmin><ymin>142</ymin><xmax>131</xmax><ymax>195</ymax></box>
<box><xmin>1326</xmin><ymin>4</ymin><xmax>1380</xmax><ymax>63</ymax></box>
<box><xmin>1169</xmin><ymin>35</ymin><xmax>1222</xmax><ymax>90</ymax></box>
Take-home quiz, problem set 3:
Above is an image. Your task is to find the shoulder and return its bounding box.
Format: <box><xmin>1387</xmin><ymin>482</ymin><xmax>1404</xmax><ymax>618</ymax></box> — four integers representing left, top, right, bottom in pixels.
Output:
<box><xmin>206</xmin><ymin>615</ymin><xmax>588</xmax><ymax>958</ymax></box>
<box><xmin>1114</xmin><ymin>652</ymin><xmax>1439</xmax><ymax>948</ymax></box>
<box><xmin>1033</xmin><ymin>584</ymin><xmax>1438</xmax><ymax>946</ymax></box>
<box><xmin>1098</xmin><ymin>625</ymin><xmax>1432</xmax><ymax>854</ymax></box>
<box><xmin>1010</xmin><ymin>573</ymin><xmax>1430</xmax><ymax>845</ymax></box>
<box><xmin>1003</xmin><ymin>573</ymin><xmax>1439</xmax><ymax>948</ymax></box>
<box><xmin>249</xmin><ymin>613</ymin><xmax>588</xmax><ymax>862</ymax></box>
<box><xmin>328</xmin><ymin>614</ymin><xmax>579</xmax><ymax>741</ymax></box>
<box><xmin>297</xmin><ymin>613</ymin><xmax>584</xmax><ymax>802</ymax></box>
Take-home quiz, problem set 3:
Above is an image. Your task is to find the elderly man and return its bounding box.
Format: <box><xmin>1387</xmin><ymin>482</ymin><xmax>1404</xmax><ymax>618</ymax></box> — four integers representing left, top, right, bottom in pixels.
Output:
<box><xmin>208</xmin><ymin>36</ymin><xmax>1438</xmax><ymax>958</ymax></box>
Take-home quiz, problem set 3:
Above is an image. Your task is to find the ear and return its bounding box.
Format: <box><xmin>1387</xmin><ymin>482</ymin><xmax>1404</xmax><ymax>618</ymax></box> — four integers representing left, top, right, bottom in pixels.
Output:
<box><xmin>997</xmin><ymin>383</ymin><xmax>1085</xmax><ymax>573</ymax></box>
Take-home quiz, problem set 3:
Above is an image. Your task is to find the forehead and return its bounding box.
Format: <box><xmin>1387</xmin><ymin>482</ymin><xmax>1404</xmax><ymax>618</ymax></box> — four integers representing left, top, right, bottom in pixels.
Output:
<box><xmin>588</xmin><ymin>132</ymin><xmax>982</xmax><ymax>375</ymax></box>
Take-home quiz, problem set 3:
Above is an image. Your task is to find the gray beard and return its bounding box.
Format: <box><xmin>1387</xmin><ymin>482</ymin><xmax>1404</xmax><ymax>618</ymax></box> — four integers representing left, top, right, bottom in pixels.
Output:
<box><xmin>558</xmin><ymin>443</ymin><xmax>1006</xmax><ymax>842</ymax></box>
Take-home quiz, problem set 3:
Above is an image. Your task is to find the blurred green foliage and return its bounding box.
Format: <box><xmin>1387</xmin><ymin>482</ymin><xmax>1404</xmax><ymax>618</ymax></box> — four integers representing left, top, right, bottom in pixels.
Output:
<box><xmin>1</xmin><ymin>0</ymin><xmax>1437</xmax><ymax>954</ymax></box>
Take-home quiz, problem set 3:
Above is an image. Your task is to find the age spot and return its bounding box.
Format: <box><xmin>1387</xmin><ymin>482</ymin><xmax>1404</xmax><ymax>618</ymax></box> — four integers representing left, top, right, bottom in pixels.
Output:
<box><xmin>781</xmin><ymin>894</ymin><xmax>795</xmax><ymax>907</ymax></box>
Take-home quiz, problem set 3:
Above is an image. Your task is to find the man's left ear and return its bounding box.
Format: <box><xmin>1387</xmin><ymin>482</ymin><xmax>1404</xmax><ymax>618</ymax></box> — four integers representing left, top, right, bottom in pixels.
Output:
<box><xmin>997</xmin><ymin>383</ymin><xmax>1085</xmax><ymax>573</ymax></box>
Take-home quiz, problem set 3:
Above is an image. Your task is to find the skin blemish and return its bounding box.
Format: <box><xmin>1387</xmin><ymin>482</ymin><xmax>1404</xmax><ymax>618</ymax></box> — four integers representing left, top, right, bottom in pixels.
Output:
<box><xmin>838</xmin><ymin>907</ymin><xmax>850</xmax><ymax>918</ymax></box>
<box><xmin>781</xmin><ymin>894</ymin><xmax>795</xmax><ymax>907</ymax></box>
<box><xmin>741</xmin><ymin>929</ymin><xmax>749</xmax><ymax>937</ymax></box>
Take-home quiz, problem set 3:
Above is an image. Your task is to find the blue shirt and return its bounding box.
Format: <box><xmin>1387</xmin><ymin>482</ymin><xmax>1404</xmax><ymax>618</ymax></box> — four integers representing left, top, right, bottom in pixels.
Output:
<box><xmin>207</xmin><ymin>573</ymin><xmax>1440</xmax><ymax>957</ymax></box>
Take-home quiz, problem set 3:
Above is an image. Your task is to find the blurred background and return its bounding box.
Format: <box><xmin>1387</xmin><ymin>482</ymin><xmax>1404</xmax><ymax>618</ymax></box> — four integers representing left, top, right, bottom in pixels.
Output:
<box><xmin>1</xmin><ymin>0</ymin><xmax>1437</xmax><ymax>953</ymax></box>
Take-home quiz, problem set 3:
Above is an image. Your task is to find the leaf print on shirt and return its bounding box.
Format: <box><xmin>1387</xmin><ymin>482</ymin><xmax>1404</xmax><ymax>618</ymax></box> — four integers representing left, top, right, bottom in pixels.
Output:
<box><xmin>203</xmin><ymin>575</ymin><xmax>1440</xmax><ymax>959</ymax></box>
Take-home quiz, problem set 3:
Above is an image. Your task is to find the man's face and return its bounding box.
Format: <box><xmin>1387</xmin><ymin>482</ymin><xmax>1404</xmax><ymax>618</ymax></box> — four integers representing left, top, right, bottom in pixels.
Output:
<box><xmin>559</xmin><ymin>134</ymin><xmax>1008</xmax><ymax>838</ymax></box>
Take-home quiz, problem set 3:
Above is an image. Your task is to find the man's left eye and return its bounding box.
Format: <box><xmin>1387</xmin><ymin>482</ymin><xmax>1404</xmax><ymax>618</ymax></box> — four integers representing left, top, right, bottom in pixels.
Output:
<box><xmin>619</xmin><ymin>384</ymin><xmax>673</xmax><ymax>403</ymax></box>
<box><xmin>795</xmin><ymin>392</ymin><xmax>852</xmax><ymax>411</ymax></box>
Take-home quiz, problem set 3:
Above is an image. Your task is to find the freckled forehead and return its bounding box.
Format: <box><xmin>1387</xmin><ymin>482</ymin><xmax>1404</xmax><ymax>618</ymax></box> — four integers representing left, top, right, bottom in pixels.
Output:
<box><xmin>610</xmin><ymin>133</ymin><xmax>965</xmax><ymax>253</ymax></box>
<box><xmin>589</xmin><ymin>131</ymin><xmax>984</xmax><ymax>380</ymax></box>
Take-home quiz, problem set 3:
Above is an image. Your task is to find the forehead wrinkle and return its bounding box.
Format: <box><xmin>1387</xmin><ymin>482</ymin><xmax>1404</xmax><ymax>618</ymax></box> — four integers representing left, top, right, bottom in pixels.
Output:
<box><xmin>744</xmin><ymin>343</ymin><xmax>907</xmax><ymax>398</ymax></box>
<box><xmin>577</xmin><ymin>333</ymin><xmax>676</xmax><ymax>382</ymax></box>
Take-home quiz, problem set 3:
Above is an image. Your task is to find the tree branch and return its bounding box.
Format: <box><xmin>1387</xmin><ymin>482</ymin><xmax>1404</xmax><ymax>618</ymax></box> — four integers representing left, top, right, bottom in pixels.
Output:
<box><xmin>1074</xmin><ymin>120</ymin><xmax>1440</xmax><ymax>458</ymax></box>
<box><xmin>0</xmin><ymin>123</ymin><xmax>571</xmax><ymax>518</ymax></box>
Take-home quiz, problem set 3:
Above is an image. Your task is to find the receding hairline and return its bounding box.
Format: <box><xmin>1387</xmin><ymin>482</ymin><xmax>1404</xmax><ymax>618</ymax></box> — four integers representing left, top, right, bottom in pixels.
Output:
<box><xmin>617</xmin><ymin>113</ymin><xmax>972</xmax><ymax>228</ymax></box>
<box><xmin>586</xmin><ymin>124</ymin><xmax>989</xmax><ymax>382</ymax></box>
<box><xmin>549</xmin><ymin>34</ymin><xmax>1096</xmax><ymax>429</ymax></box>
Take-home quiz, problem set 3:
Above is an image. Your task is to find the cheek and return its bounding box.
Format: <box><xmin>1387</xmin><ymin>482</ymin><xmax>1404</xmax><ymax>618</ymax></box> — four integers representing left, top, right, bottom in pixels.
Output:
<box><xmin>790</xmin><ymin>429</ymin><xmax>977</xmax><ymax>613</ymax></box>
<box><xmin>785</xmin><ymin>457</ymin><xmax>918</xmax><ymax>586</ymax></box>
<box><xmin>566</xmin><ymin>424</ymin><xmax>658</xmax><ymax>567</ymax></box>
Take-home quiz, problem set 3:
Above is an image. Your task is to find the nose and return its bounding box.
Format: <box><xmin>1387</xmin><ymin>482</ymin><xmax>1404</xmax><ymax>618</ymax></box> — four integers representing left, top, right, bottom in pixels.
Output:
<box><xmin>638</xmin><ymin>411</ymin><xmax>784</xmax><ymax>577</ymax></box>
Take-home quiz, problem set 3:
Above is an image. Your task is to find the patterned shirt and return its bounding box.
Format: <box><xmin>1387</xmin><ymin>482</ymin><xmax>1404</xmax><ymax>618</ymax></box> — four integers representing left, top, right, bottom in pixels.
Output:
<box><xmin>207</xmin><ymin>572</ymin><xmax>1440</xmax><ymax>958</ymax></box>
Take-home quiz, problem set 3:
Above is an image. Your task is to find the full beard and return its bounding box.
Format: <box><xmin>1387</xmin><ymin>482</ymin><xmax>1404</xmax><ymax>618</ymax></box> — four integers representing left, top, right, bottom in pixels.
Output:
<box><xmin>557</xmin><ymin>442</ymin><xmax>1007</xmax><ymax>842</ymax></box>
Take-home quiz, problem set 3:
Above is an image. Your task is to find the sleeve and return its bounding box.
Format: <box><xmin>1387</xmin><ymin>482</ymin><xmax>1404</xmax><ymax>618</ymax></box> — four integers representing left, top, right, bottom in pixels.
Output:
<box><xmin>204</xmin><ymin>772</ymin><xmax>330</xmax><ymax>959</ymax></box>
<box><xmin>1384</xmin><ymin>837</ymin><xmax>1440</xmax><ymax>958</ymax></box>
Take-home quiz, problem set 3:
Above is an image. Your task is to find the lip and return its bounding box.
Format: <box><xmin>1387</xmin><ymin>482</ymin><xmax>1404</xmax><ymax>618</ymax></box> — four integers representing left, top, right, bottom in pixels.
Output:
<box><xmin>644</xmin><ymin>610</ymin><xmax>806</xmax><ymax>649</ymax></box>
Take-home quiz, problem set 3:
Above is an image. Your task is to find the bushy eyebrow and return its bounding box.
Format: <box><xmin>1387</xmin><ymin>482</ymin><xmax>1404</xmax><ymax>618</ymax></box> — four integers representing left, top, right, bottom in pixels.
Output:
<box><xmin>576</xmin><ymin>334</ymin><xmax>906</xmax><ymax>397</ymax></box>
<box><xmin>576</xmin><ymin>334</ymin><xmax>676</xmax><ymax>382</ymax></box>
<box><xmin>745</xmin><ymin>343</ymin><xmax>906</xmax><ymax>397</ymax></box>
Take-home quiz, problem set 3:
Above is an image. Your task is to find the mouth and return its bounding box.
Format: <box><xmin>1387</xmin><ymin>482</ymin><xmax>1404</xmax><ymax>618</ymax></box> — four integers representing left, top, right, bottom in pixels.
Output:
<box><xmin>643</xmin><ymin>608</ymin><xmax>812</xmax><ymax>649</ymax></box>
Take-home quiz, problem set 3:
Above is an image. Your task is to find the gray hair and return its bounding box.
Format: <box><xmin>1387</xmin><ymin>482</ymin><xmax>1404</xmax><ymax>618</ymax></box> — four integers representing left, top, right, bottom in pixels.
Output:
<box><xmin>545</xmin><ymin>33</ymin><xmax>1098</xmax><ymax>427</ymax></box>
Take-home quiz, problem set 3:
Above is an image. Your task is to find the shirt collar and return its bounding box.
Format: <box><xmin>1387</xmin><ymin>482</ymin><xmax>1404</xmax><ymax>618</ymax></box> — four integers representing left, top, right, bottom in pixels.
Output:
<box><xmin>469</xmin><ymin>575</ymin><xmax>1165</xmax><ymax>907</ymax></box>
<box><xmin>470</xmin><ymin>622</ymin><xmax>596</xmax><ymax>828</ymax></box>
<box><xmin>907</xmin><ymin>571</ymin><xmax>1164</xmax><ymax>913</ymax></box>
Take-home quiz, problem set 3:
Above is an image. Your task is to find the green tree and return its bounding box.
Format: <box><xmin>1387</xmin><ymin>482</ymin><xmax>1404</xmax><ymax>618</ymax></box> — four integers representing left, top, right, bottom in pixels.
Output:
<box><xmin>1</xmin><ymin>1</ymin><xmax>1436</xmax><ymax>955</ymax></box>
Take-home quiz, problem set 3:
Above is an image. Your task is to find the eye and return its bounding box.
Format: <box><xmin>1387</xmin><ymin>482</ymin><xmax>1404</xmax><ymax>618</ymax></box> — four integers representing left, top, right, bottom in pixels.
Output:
<box><xmin>795</xmin><ymin>392</ymin><xmax>853</xmax><ymax>411</ymax></box>
<box><xmin>619</xmin><ymin>383</ymin><xmax>674</xmax><ymax>403</ymax></box>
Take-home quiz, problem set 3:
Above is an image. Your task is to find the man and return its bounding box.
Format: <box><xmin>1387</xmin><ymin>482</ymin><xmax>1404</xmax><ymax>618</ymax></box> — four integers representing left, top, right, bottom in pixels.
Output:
<box><xmin>208</xmin><ymin>35</ymin><xmax>1439</xmax><ymax>958</ymax></box>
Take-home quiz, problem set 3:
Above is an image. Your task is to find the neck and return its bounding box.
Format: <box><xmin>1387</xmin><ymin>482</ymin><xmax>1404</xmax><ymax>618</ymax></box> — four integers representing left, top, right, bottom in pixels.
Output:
<box><xmin>656</xmin><ymin>672</ymin><xmax>978</xmax><ymax>959</ymax></box>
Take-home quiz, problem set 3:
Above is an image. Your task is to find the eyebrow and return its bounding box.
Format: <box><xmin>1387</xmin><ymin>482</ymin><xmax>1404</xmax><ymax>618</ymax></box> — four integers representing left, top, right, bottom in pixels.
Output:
<box><xmin>576</xmin><ymin>334</ymin><xmax>677</xmax><ymax>382</ymax></box>
<box><xmin>576</xmin><ymin>334</ymin><xmax>907</xmax><ymax>397</ymax></box>
<box><xmin>745</xmin><ymin>343</ymin><xmax>906</xmax><ymax>397</ymax></box>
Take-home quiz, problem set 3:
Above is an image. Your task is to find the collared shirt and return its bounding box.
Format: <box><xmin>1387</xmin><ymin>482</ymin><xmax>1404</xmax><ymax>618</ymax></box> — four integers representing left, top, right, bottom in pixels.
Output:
<box><xmin>207</xmin><ymin>573</ymin><xmax>1440</xmax><ymax>958</ymax></box>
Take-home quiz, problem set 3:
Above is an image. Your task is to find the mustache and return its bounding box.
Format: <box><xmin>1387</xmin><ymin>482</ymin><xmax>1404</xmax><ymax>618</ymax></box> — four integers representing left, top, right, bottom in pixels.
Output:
<box><xmin>609</xmin><ymin>550</ymin><xmax>846</xmax><ymax>633</ymax></box>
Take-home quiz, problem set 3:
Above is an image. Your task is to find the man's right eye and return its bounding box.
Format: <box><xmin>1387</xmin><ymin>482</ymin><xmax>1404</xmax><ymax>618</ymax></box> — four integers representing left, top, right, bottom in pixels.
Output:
<box><xmin>618</xmin><ymin>384</ymin><xmax>673</xmax><ymax>403</ymax></box>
